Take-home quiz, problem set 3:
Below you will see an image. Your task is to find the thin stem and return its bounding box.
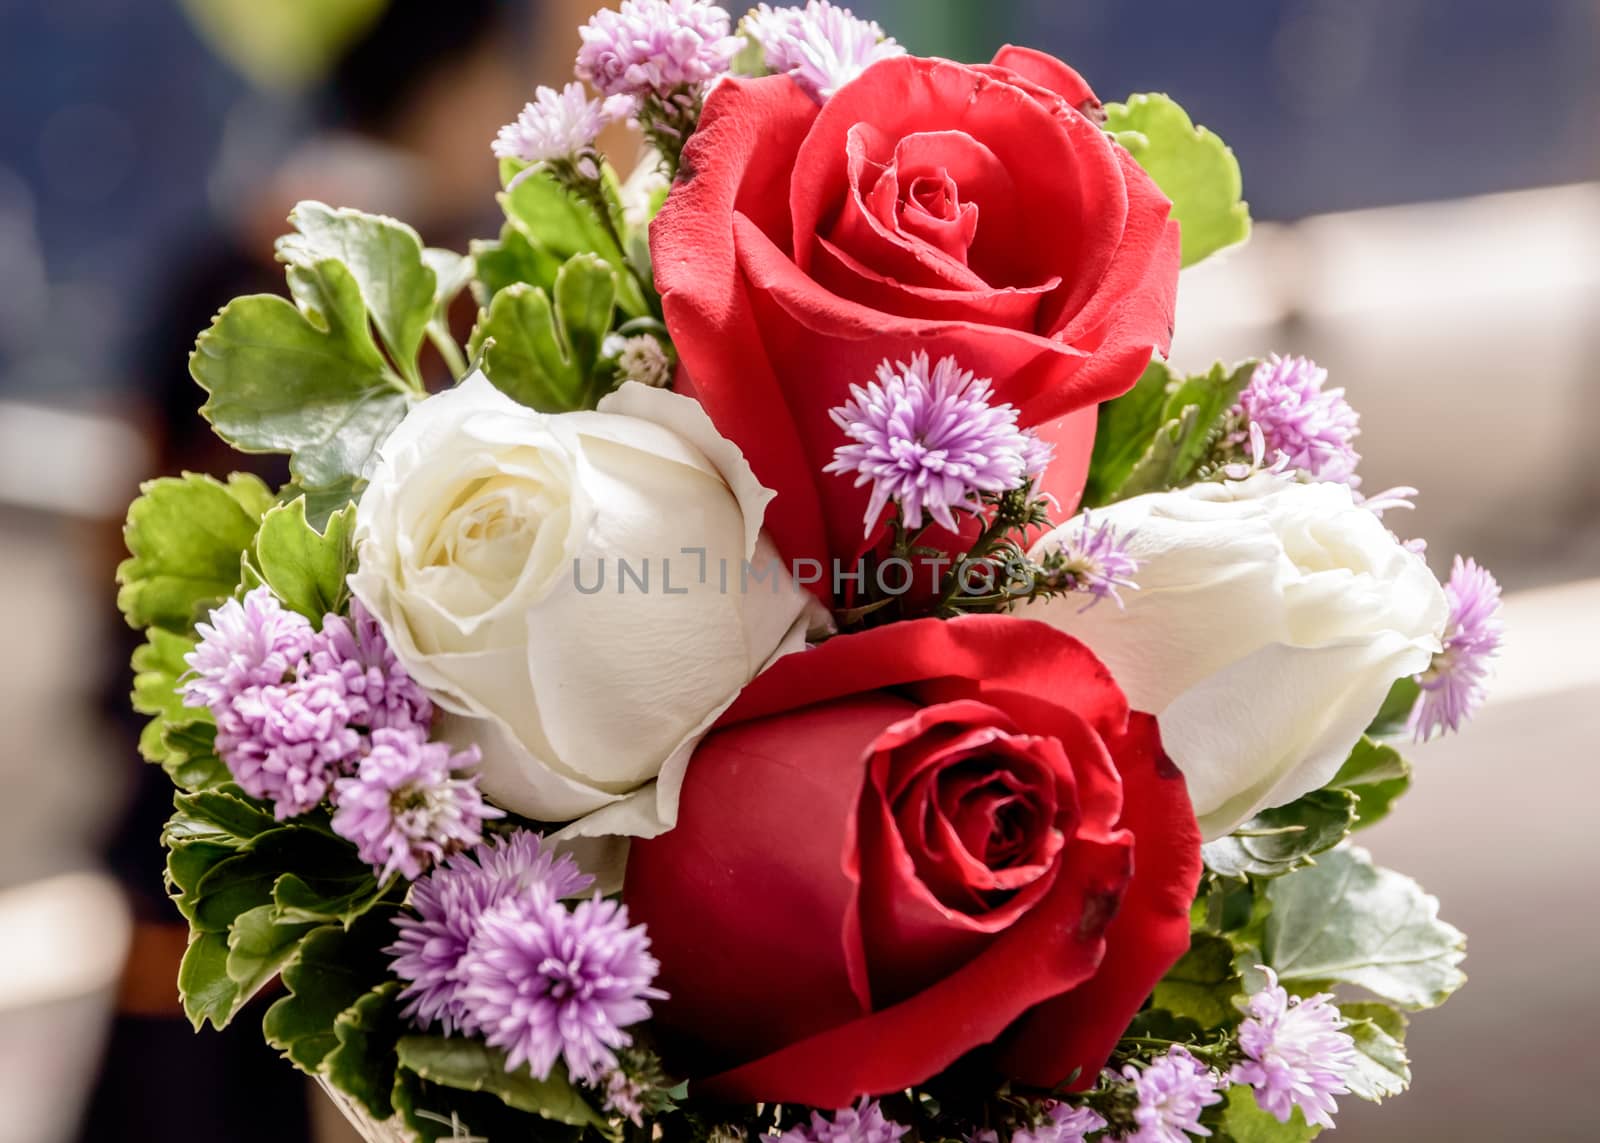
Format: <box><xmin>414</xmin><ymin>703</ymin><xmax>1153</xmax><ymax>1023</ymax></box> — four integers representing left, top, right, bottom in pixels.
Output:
<box><xmin>428</xmin><ymin>325</ymin><xmax>469</xmax><ymax>382</ymax></box>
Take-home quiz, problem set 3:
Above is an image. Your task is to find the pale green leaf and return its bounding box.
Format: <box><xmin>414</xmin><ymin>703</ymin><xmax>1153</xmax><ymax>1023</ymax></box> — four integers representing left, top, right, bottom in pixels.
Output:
<box><xmin>255</xmin><ymin>496</ymin><xmax>355</xmax><ymax>622</ymax></box>
<box><xmin>1219</xmin><ymin>1085</ymin><xmax>1321</xmax><ymax>1142</ymax></box>
<box><xmin>1339</xmin><ymin>1002</ymin><xmax>1411</xmax><ymax>1102</ymax></box>
<box><xmin>1329</xmin><ymin>737</ymin><xmax>1412</xmax><ymax>831</ymax></box>
<box><xmin>1203</xmin><ymin>789</ymin><xmax>1358</xmax><ymax>879</ymax></box>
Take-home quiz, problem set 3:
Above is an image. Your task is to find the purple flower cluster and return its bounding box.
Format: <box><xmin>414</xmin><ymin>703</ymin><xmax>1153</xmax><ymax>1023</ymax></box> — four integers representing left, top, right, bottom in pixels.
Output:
<box><xmin>825</xmin><ymin>352</ymin><xmax>1050</xmax><ymax>535</ymax></box>
<box><xmin>184</xmin><ymin>588</ymin><xmax>493</xmax><ymax>879</ymax></box>
<box><xmin>1042</xmin><ymin>511</ymin><xmax>1141</xmax><ymax>610</ymax></box>
<box><xmin>744</xmin><ymin>2</ymin><xmax>905</xmax><ymax>101</ymax></box>
<box><xmin>1011</xmin><ymin>1102</ymin><xmax>1106</xmax><ymax>1143</ymax></box>
<box><xmin>576</xmin><ymin>0</ymin><xmax>740</xmax><ymax>100</ymax></box>
<box><xmin>1409</xmin><ymin>555</ymin><xmax>1504</xmax><ymax>739</ymax></box>
<box><xmin>388</xmin><ymin>832</ymin><xmax>662</xmax><ymax>1086</ymax></box>
<box><xmin>1121</xmin><ymin>1047</ymin><xmax>1222</xmax><ymax>1143</ymax></box>
<box><xmin>1230</xmin><ymin>968</ymin><xmax>1356</xmax><ymax>1130</ymax></box>
<box><xmin>493</xmin><ymin>82</ymin><xmax>621</xmax><ymax>172</ymax></box>
<box><xmin>1233</xmin><ymin>356</ymin><xmax>1361</xmax><ymax>484</ymax></box>
<box><xmin>777</xmin><ymin>1098</ymin><xmax>908</xmax><ymax>1143</ymax></box>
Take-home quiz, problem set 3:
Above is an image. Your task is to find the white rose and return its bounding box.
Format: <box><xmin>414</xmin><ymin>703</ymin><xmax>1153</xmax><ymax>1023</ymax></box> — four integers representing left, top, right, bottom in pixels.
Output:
<box><xmin>350</xmin><ymin>374</ymin><xmax>822</xmax><ymax>839</ymax></box>
<box><xmin>1026</xmin><ymin>473</ymin><xmax>1447</xmax><ymax>840</ymax></box>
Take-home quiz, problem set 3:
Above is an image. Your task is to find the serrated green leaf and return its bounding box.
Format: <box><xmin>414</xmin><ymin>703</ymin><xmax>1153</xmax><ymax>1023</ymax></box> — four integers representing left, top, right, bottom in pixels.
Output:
<box><xmin>264</xmin><ymin>911</ymin><xmax>396</xmax><ymax>1072</ymax></box>
<box><xmin>1329</xmin><ymin>737</ymin><xmax>1412</xmax><ymax>831</ymax></box>
<box><xmin>1159</xmin><ymin>359</ymin><xmax>1254</xmax><ymax>476</ymax></box>
<box><xmin>179</xmin><ymin>930</ymin><xmax>241</xmax><ymax>1031</ymax></box>
<box><xmin>395</xmin><ymin>1035</ymin><xmax>609</xmax><ymax>1129</ymax></box>
<box><xmin>278</xmin><ymin>476</ymin><xmax>363</xmax><ymax>534</ymax></box>
<box><xmin>1203</xmin><ymin>789</ymin><xmax>1358</xmax><ymax>880</ymax></box>
<box><xmin>1365</xmin><ymin>677</ymin><xmax>1421</xmax><ymax>739</ymax></box>
<box><xmin>499</xmin><ymin>167</ymin><xmax>647</xmax><ymax>317</ymax></box>
<box><xmin>327</xmin><ymin>982</ymin><xmax>404</xmax><ymax>1121</ymax></box>
<box><xmin>131</xmin><ymin>626</ymin><xmax>200</xmax><ymax>721</ymax></box>
<box><xmin>279</xmin><ymin>202</ymin><xmax>437</xmax><ymax>388</ymax></box>
<box><xmin>188</xmin><ymin>825</ymin><xmax>362</xmax><ymax>933</ymax></box>
<box><xmin>1218</xmin><ymin>1085</ymin><xmax>1321</xmax><ymax>1142</ymax></box>
<box><xmin>255</xmin><ymin>496</ymin><xmax>355</xmax><ymax>622</ymax></box>
<box><xmin>1339</xmin><ymin>1002</ymin><xmax>1411</xmax><ymax>1102</ymax></box>
<box><xmin>174</xmin><ymin>787</ymin><xmax>280</xmax><ymax>841</ymax></box>
<box><xmin>471</xmin><ymin>222</ymin><xmax>563</xmax><ymax>302</ymax></box>
<box><xmin>553</xmin><ymin>253</ymin><xmax>617</xmax><ymax>385</ymax></box>
<box><xmin>1153</xmin><ymin>933</ymin><xmax>1242</xmax><ymax>1030</ymax></box>
<box><xmin>156</xmin><ymin>721</ymin><xmax>231</xmax><ymax>790</ymax></box>
<box><xmin>1107</xmin><ymin>93</ymin><xmax>1251</xmax><ymax>267</ymax></box>
<box><xmin>271</xmin><ymin>870</ymin><xmax>385</xmax><ymax>926</ymax></box>
<box><xmin>1264</xmin><ymin>847</ymin><xmax>1466</xmax><ymax>1010</ymax></box>
<box><xmin>192</xmin><ymin>258</ymin><xmax>413</xmax><ymax>488</ymax></box>
<box><xmin>1117</xmin><ymin>404</ymin><xmax>1200</xmax><ymax>500</ymax></box>
<box><xmin>117</xmin><ymin>473</ymin><xmax>272</xmax><ymax>630</ymax></box>
<box><xmin>1086</xmin><ymin>360</ymin><xmax>1172</xmax><ymax>506</ymax></box>
<box><xmin>226</xmin><ymin>903</ymin><xmax>318</xmax><ymax>1001</ymax></box>
<box><xmin>471</xmin><ymin>254</ymin><xmax>618</xmax><ymax>413</ymax></box>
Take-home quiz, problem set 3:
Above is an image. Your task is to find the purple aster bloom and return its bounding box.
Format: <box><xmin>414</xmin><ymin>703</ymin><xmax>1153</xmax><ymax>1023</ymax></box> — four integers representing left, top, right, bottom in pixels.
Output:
<box><xmin>304</xmin><ymin>600</ymin><xmax>432</xmax><ymax>734</ymax></box>
<box><xmin>777</xmin><ymin>1098</ymin><xmax>909</xmax><ymax>1143</ymax></box>
<box><xmin>459</xmin><ymin>893</ymin><xmax>664</xmax><ymax>1084</ymax></box>
<box><xmin>1122</xmin><ymin>1046</ymin><xmax>1222</xmax><ymax>1143</ymax></box>
<box><xmin>1042</xmin><ymin>511</ymin><xmax>1141</xmax><ymax>610</ymax></box>
<box><xmin>182</xmin><ymin>586</ymin><xmax>313</xmax><ymax>712</ymax></box>
<box><xmin>219</xmin><ymin>676</ymin><xmax>360</xmax><ymax>818</ymax></box>
<box><xmin>1233</xmin><ymin>355</ymin><xmax>1361</xmax><ymax>484</ymax></box>
<box><xmin>388</xmin><ymin>832</ymin><xmax>594</xmax><ymax>1034</ymax></box>
<box><xmin>1011</xmin><ymin>1102</ymin><xmax>1106</xmax><ymax>1143</ymax></box>
<box><xmin>493</xmin><ymin>82</ymin><xmax>615</xmax><ymax>172</ymax></box>
<box><xmin>1231</xmin><ymin>967</ymin><xmax>1356</xmax><ymax>1129</ymax></box>
<box><xmin>576</xmin><ymin>0</ymin><xmax>741</xmax><ymax>99</ymax></box>
<box><xmin>744</xmin><ymin>2</ymin><xmax>905</xmax><ymax>101</ymax></box>
<box><xmin>824</xmin><ymin>352</ymin><xmax>1035</xmax><ymax>535</ymax></box>
<box><xmin>1409</xmin><ymin>555</ymin><xmax>1503</xmax><ymax>739</ymax></box>
<box><xmin>332</xmin><ymin>727</ymin><xmax>502</xmax><ymax>882</ymax></box>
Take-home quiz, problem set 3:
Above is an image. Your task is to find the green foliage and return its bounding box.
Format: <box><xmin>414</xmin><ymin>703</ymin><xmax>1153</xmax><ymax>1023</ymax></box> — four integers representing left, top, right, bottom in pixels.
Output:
<box><xmin>472</xmin><ymin>222</ymin><xmax>564</xmax><ymax>302</ymax></box>
<box><xmin>226</xmin><ymin>904</ymin><xmax>319</xmax><ymax>1000</ymax></box>
<box><xmin>1085</xmin><ymin>359</ymin><xmax>1255</xmax><ymax>506</ymax></box>
<box><xmin>1365</xmin><ymin>677</ymin><xmax>1422</xmax><ymax>739</ymax></box>
<box><xmin>265</xmin><ymin>911</ymin><xmax>398</xmax><ymax>1072</ymax></box>
<box><xmin>327</xmin><ymin>982</ymin><xmax>405</xmax><ymax>1120</ymax></box>
<box><xmin>1328</xmin><ymin>737</ymin><xmax>1412</xmax><ymax>831</ymax></box>
<box><xmin>117</xmin><ymin>472</ymin><xmax>273</xmax><ymax>630</ymax></box>
<box><xmin>1202</xmin><ymin>789</ymin><xmax>1358</xmax><ymax>879</ymax></box>
<box><xmin>158</xmin><ymin>723</ymin><xmax>232</xmax><ymax>790</ymax></box>
<box><xmin>1215</xmin><ymin>1086</ymin><xmax>1321</xmax><ymax>1142</ymax></box>
<box><xmin>499</xmin><ymin>166</ymin><xmax>649</xmax><ymax>318</ymax></box>
<box><xmin>393</xmin><ymin>1070</ymin><xmax>580</xmax><ymax>1143</ymax></box>
<box><xmin>1152</xmin><ymin>934</ymin><xmax>1242</xmax><ymax>1030</ymax></box>
<box><xmin>254</xmin><ymin>496</ymin><xmax>356</xmax><ymax>622</ymax></box>
<box><xmin>469</xmin><ymin>255</ymin><xmax>618</xmax><ymax>412</ymax></box>
<box><xmin>1339</xmin><ymin>1002</ymin><xmax>1411</xmax><ymax>1102</ymax></box>
<box><xmin>1106</xmin><ymin>93</ymin><xmax>1251</xmax><ymax>267</ymax></box>
<box><xmin>423</xmin><ymin>246</ymin><xmax>474</xmax><ymax>379</ymax></box>
<box><xmin>278</xmin><ymin>476</ymin><xmax>363</xmax><ymax>532</ymax></box>
<box><xmin>1263</xmin><ymin>847</ymin><xmax>1466</xmax><ymax>1010</ymax></box>
<box><xmin>178</xmin><ymin>930</ymin><xmax>240</xmax><ymax>1031</ymax></box>
<box><xmin>130</xmin><ymin>628</ymin><xmax>226</xmax><ymax>784</ymax></box>
<box><xmin>397</xmin><ymin>1036</ymin><xmax>611</xmax><ymax>1130</ymax></box>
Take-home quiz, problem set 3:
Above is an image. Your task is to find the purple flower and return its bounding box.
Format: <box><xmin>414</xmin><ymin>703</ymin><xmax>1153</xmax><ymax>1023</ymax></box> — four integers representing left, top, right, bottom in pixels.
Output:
<box><xmin>332</xmin><ymin>727</ymin><xmax>502</xmax><ymax>882</ymax></box>
<box><xmin>576</xmin><ymin>0</ymin><xmax>741</xmax><ymax>99</ymax></box>
<box><xmin>1233</xmin><ymin>356</ymin><xmax>1361</xmax><ymax>484</ymax></box>
<box><xmin>304</xmin><ymin>600</ymin><xmax>432</xmax><ymax>734</ymax></box>
<box><xmin>183</xmin><ymin>586</ymin><xmax>313</xmax><ymax>712</ymax></box>
<box><xmin>493</xmin><ymin>82</ymin><xmax>615</xmax><ymax>169</ymax></box>
<box><xmin>1011</xmin><ymin>1103</ymin><xmax>1106</xmax><ymax>1143</ymax></box>
<box><xmin>1231</xmin><ymin>967</ymin><xmax>1356</xmax><ymax>1129</ymax></box>
<box><xmin>777</xmin><ymin>1098</ymin><xmax>909</xmax><ymax>1143</ymax></box>
<box><xmin>1409</xmin><ymin>555</ymin><xmax>1503</xmax><ymax>739</ymax></box>
<box><xmin>603</xmin><ymin>1069</ymin><xmax>647</xmax><ymax>1125</ymax></box>
<box><xmin>459</xmin><ymin>893</ymin><xmax>664</xmax><ymax>1083</ymax></box>
<box><xmin>1040</xmin><ymin>510</ymin><xmax>1141</xmax><ymax>610</ymax></box>
<box><xmin>1122</xmin><ymin>1047</ymin><xmax>1222</xmax><ymax>1143</ymax></box>
<box><xmin>388</xmin><ymin>832</ymin><xmax>594</xmax><ymax>1034</ymax></box>
<box><xmin>825</xmin><ymin>352</ymin><xmax>1040</xmax><ymax>534</ymax></box>
<box><xmin>220</xmin><ymin>676</ymin><xmax>360</xmax><ymax>818</ymax></box>
<box><xmin>744</xmin><ymin>2</ymin><xmax>905</xmax><ymax>101</ymax></box>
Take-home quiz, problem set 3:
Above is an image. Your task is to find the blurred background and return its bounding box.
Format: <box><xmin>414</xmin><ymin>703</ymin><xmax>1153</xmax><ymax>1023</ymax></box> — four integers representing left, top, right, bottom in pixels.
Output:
<box><xmin>0</xmin><ymin>1</ymin><xmax>1594</xmax><ymax>1140</ymax></box>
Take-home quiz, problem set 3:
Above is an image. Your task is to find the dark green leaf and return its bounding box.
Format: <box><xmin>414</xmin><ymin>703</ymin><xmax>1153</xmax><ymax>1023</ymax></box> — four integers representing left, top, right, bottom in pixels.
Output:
<box><xmin>1086</xmin><ymin>360</ymin><xmax>1172</xmax><ymax>506</ymax></box>
<box><xmin>1365</xmin><ymin>677</ymin><xmax>1421</xmax><ymax>739</ymax></box>
<box><xmin>271</xmin><ymin>870</ymin><xmax>386</xmax><ymax>927</ymax></box>
<box><xmin>326</xmin><ymin>982</ymin><xmax>404</xmax><ymax>1121</ymax></box>
<box><xmin>1159</xmin><ymin>359</ymin><xmax>1254</xmax><ymax>476</ymax></box>
<box><xmin>395</xmin><ymin>1035</ymin><xmax>610</xmax><ymax>1129</ymax></box>
<box><xmin>117</xmin><ymin>472</ymin><xmax>272</xmax><ymax>630</ymax></box>
<box><xmin>173</xmin><ymin>787</ymin><xmax>280</xmax><ymax>842</ymax></box>
<box><xmin>1264</xmin><ymin>846</ymin><xmax>1466</xmax><ymax>1010</ymax></box>
<box><xmin>156</xmin><ymin>722</ymin><xmax>231</xmax><ymax>790</ymax></box>
<box><xmin>471</xmin><ymin>223</ymin><xmax>563</xmax><ymax>302</ymax></box>
<box><xmin>188</xmin><ymin>826</ymin><xmax>361</xmax><ymax>933</ymax></box>
<box><xmin>394</xmin><ymin>1069</ymin><xmax>583</xmax><ymax>1143</ymax></box>
<box><xmin>1121</xmin><ymin>1007</ymin><xmax>1207</xmax><ymax>1044</ymax></box>
<box><xmin>1202</xmin><ymin>789</ymin><xmax>1358</xmax><ymax>879</ymax></box>
<box><xmin>179</xmin><ymin>930</ymin><xmax>241</xmax><ymax>1031</ymax></box>
<box><xmin>1152</xmin><ymin>933</ymin><xmax>1242</xmax><ymax>1030</ymax></box>
<box><xmin>264</xmin><ymin>911</ymin><xmax>397</xmax><ymax>1072</ymax></box>
<box><xmin>552</xmin><ymin>253</ymin><xmax>617</xmax><ymax>385</ymax></box>
<box><xmin>255</xmin><ymin>496</ymin><xmax>355</xmax><ymax>622</ymax></box>
<box><xmin>225</xmin><ymin>903</ymin><xmax>318</xmax><ymax>999</ymax></box>
<box><xmin>1329</xmin><ymin>737</ymin><xmax>1412</xmax><ymax>831</ymax></box>
<box><xmin>1106</xmin><ymin>93</ymin><xmax>1251</xmax><ymax>267</ymax></box>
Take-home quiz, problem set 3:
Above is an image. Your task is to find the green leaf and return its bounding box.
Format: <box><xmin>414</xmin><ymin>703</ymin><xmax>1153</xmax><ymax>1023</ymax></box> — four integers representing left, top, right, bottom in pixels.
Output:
<box><xmin>278</xmin><ymin>201</ymin><xmax>437</xmax><ymax>388</ymax></box>
<box><xmin>326</xmin><ymin>982</ymin><xmax>404</xmax><ymax>1121</ymax></box>
<box><xmin>117</xmin><ymin>473</ymin><xmax>273</xmax><ymax>630</ymax></box>
<box><xmin>1153</xmin><ymin>934</ymin><xmax>1241</xmax><ymax>1030</ymax></box>
<box><xmin>1365</xmin><ymin>676</ymin><xmax>1421</xmax><ymax>739</ymax></box>
<box><xmin>255</xmin><ymin>496</ymin><xmax>355</xmax><ymax>622</ymax></box>
<box><xmin>1339</xmin><ymin>1002</ymin><xmax>1411</xmax><ymax>1102</ymax></box>
<box><xmin>1328</xmin><ymin>737</ymin><xmax>1412</xmax><ymax>831</ymax></box>
<box><xmin>271</xmin><ymin>870</ymin><xmax>386</xmax><ymax>927</ymax></box>
<box><xmin>155</xmin><ymin>722</ymin><xmax>231</xmax><ymax>790</ymax></box>
<box><xmin>187</xmin><ymin>825</ymin><xmax>361</xmax><ymax>933</ymax></box>
<box><xmin>395</xmin><ymin>1035</ymin><xmax>610</xmax><ymax>1129</ymax></box>
<box><xmin>1217</xmin><ymin>1085</ymin><xmax>1321</xmax><ymax>1142</ymax></box>
<box><xmin>1116</xmin><ymin>403</ymin><xmax>1200</xmax><ymax>500</ymax></box>
<box><xmin>278</xmin><ymin>476</ymin><xmax>363</xmax><ymax>532</ymax></box>
<box><xmin>173</xmin><ymin>787</ymin><xmax>281</xmax><ymax>841</ymax></box>
<box><xmin>500</xmin><ymin>167</ymin><xmax>648</xmax><ymax>318</ymax></box>
<box><xmin>1264</xmin><ymin>846</ymin><xmax>1466</xmax><ymax>1010</ymax></box>
<box><xmin>264</xmin><ymin>911</ymin><xmax>397</xmax><ymax>1072</ymax></box>
<box><xmin>1159</xmin><ymin>360</ymin><xmax>1255</xmax><ymax>476</ymax></box>
<box><xmin>131</xmin><ymin>626</ymin><xmax>200</xmax><ymax>722</ymax></box>
<box><xmin>470</xmin><ymin>254</ymin><xmax>618</xmax><ymax>412</ymax></box>
<box><xmin>192</xmin><ymin>258</ymin><xmax>413</xmax><ymax>488</ymax></box>
<box><xmin>1122</xmin><ymin>1007</ymin><xmax>1207</xmax><ymax>1044</ymax></box>
<box><xmin>393</xmin><ymin>1070</ymin><xmax>579</xmax><ymax>1143</ymax></box>
<box><xmin>1202</xmin><ymin>789</ymin><xmax>1358</xmax><ymax>879</ymax></box>
<box><xmin>225</xmin><ymin>903</ymin><xmax>318</xmax><ymax>1000</ymax></box>
<box><xmin>1106</xmin><ymin>93</ymin><xmax>1251</xmax><ymax>267</ymax></box>
<box><xmin>1086</xmin><ymin>360</ymin><xmax>1172</xmax><ymax>506</ymax></box>
<box><xmin>179</xmin><ymin>930</ymin><xmax>241</xmax><ymax>1031</ymax></box>
<box><xmin>471</xmin><ymin>222</ymin><xmax>563</xmax><ymax>302</ymax></box>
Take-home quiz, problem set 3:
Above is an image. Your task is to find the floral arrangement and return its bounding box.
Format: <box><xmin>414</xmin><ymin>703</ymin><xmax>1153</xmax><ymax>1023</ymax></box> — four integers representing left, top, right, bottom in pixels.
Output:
<box><xmin>117</xmin><ymin>3</ymin><xmax>1500</xmax><ymax>1141</ymax></box>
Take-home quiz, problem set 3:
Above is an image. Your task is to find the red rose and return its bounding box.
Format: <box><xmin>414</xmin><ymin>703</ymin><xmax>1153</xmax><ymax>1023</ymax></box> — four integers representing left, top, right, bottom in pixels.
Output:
<box><xmin>652</xmin><ymin>49</ymin><xmax>1181</xmax><ymax>598</ymax></box>
<box><xmin>623</xmin><ymin>616</ymin><xmax>1201</xmax><ymax>1106</ymax></box>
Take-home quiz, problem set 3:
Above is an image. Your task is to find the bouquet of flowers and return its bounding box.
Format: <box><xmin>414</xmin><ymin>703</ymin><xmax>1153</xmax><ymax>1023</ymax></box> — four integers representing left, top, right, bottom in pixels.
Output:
<box><xmin>117</xmin><ymin>3</ymin><xmax>1500</xmax><ymax>1140</ymax></box>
